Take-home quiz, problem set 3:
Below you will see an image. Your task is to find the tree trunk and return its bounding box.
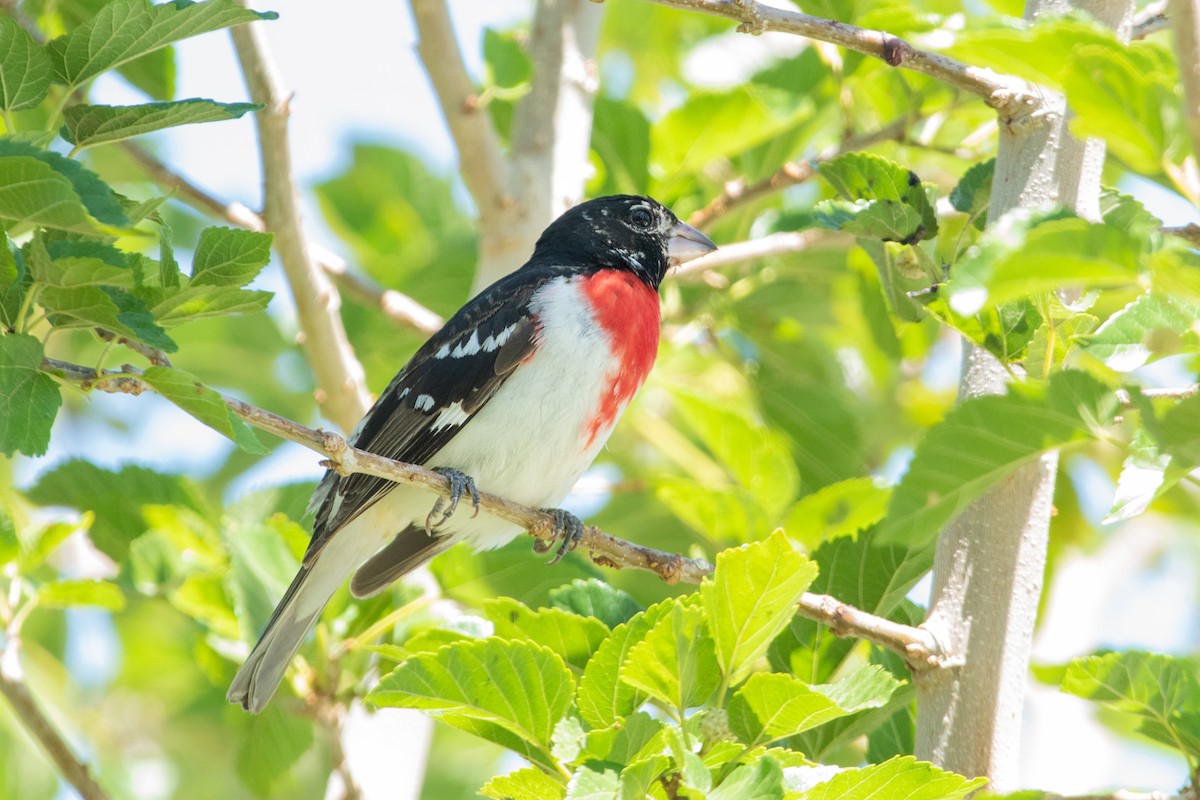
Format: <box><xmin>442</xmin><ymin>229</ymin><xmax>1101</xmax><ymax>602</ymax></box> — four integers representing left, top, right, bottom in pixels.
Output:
<box><xmin>914</xmin><ymin>0</ymin><xmax>1134</xmax><ymax>787</ymax></box>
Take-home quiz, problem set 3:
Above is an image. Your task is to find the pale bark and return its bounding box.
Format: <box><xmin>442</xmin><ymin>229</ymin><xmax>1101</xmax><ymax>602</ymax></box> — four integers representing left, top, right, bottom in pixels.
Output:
<box><xmin>913</xmin><ymin>0</ymin><xmax>1134</xmax><ymax>786</ymax></box>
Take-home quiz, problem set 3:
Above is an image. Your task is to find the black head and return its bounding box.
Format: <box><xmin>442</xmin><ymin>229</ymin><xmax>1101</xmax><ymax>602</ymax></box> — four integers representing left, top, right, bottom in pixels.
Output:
<box><xmin>529</xmin><ymin>195</ymin><xmax>716</xmax><ymax>290</ymax></box>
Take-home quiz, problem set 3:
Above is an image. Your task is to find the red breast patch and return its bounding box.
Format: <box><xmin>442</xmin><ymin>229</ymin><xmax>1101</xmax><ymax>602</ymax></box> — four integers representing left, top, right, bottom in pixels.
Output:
<box><xmin>578</xmin><ymin>270</ymin><xmax>661</xmax><ymax>447</ymax></box>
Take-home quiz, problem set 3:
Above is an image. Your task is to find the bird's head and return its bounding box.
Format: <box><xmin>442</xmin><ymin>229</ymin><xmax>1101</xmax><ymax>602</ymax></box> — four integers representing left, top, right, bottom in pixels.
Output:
<box><xmin>531</xmin><ymin>195</ymin><xmax>716</xmax><ymax>290</ymax></box>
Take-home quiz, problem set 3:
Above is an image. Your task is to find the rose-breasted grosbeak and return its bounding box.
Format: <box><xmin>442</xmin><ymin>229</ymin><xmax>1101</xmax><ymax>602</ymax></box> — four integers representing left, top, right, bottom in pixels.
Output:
<box><xmin>228</xmin><ymin>195</ymin><xmax>716</xmax><ymax>713</ymax></box>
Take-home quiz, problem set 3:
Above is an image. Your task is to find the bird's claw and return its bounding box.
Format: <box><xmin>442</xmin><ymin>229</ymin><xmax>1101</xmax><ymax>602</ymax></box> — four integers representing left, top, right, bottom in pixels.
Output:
<box><xmin>425</xmin><ymin>467</ymin><xmax>481</xmax><ymax>534</ymax></box>
<box><xmin>532</xmin><ymin>508</ymin><xmax>584</xmax><ymax>565</ymax></box>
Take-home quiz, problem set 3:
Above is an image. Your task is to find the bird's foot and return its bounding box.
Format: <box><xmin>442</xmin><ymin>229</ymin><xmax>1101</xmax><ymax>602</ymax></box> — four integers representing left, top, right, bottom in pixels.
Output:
<box><xmin>425</xmin><ymin>467</ymin><xmax>481</xmax><ymax>534</ymax></box>
<box><xmin>532</xmin><ymin>508</ymin><xmax>584</xmax><ymax>565</ymax></box>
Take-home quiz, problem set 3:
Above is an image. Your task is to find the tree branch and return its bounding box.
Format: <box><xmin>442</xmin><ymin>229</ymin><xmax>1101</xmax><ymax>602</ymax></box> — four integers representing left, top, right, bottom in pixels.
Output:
<box><xmin>407</xmin><ymin>0</ymin><xmax>512</xmax><ymax>211</ymax></box>
<box><xmin>639</xmin><ymin>0</ymin><xmax>1039</xmax><ymax>121</ymax></box>
<box><xmin>1131</xmin><ymin>0</ymin><xmax>1169</xmax><ymax>38</ymax></box>
<box><xmin>687</xmin><ymin>117</ymin><xmax>914</xmax><ymax>230</ymax></box>
<box><xmin>672</xmin><ymin>230</ymin><xmax>833</xmax><ymax>279</ymax></box>
<box><xmin>230</xmin><ymin>20</ymin><xmax>371</xmax><ymax>432</ymax></box>
<box><xmin>43</xmin><ymin>357</ymin><xmax>940</xmax><ymax>667</ymax></box>
<box><xmin>120</xmin><ymin>143</ymin><xmax>445</xmax><ymax>334</ymax></box>
<box><xmin>1171</xmin><ymin>0</ymin><xmax>1200</xmax><ymax>172</ymax></box>
<box><xmin>0</xmin><ymin>654</ymin><xmax>111</xmax><ymax>800</ymax></box>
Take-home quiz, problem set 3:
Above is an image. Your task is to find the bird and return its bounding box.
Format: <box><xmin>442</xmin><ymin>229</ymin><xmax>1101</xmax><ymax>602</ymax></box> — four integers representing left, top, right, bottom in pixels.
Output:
<box><xmin>228</xmin><ymin>194</ymin><xmax>716</xmax><ymax>713</ymax></box>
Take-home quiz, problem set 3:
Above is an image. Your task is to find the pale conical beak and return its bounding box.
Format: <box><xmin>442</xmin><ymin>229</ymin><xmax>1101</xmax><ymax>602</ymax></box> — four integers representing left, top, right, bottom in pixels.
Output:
<box><xmin>667</xmin><ymin>221</ymin><xmax>717</xmax><ymax>266</ymax></box>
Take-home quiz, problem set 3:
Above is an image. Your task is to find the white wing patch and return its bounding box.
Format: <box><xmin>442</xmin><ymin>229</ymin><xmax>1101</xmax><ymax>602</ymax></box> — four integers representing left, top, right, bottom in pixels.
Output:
<box><xmin>434</xmin><ymin>343</ymin><xmax>451</xmax><ymax>359</ymax></box>
<box><xmin>451</xmin><ymin>330</ymin><xmax>482</xmax><ymax>358</ymax></box>
<box><xmin>414</xmin><ymin>394</ymin><xmax>435</xmax><ymax>412</ymax></box>
<box><xmin>431</xmin><ymin>400</ymin><xmax>469</xmax><ymax>431</ymax></box>
<box><xmin>483</xmin><ymin>323</ymin><xmax>517</xmax><ymax>352</ymax></box>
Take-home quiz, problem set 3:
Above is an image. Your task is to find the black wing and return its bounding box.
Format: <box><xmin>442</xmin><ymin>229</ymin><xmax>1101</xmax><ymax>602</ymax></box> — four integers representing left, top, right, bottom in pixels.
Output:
<box><xmin>302</xmin><ymin>270</ymin><xmax>552</xmax><ymax>563</ymax></box>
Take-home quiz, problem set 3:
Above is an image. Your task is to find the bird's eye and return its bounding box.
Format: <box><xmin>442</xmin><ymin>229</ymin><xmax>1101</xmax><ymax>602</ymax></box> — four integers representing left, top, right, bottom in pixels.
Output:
<box><xmin>629</xmin><ymin>207</ymin><xmax>652</xmax><ymax>228</ymax></box>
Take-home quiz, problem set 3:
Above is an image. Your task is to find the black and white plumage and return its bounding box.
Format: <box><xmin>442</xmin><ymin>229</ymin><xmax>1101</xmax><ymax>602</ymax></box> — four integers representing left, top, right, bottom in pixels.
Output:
<box><xmin>228</xmin><ymin>195</ymin><xmax>716</xmax><ymax>713</ymax></box>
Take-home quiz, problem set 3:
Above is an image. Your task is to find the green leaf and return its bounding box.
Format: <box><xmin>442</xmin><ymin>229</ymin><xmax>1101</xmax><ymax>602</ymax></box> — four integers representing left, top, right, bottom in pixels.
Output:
<box><xmin>728</xmin><ymin>665</ymin><xmax>900</xmax><ymax>746</ymax></box>
<box><xmin>548</xmin><ymin>579</ymin><xmax>643</xmax><ymax>629</ymax></box>
<box><xmin>141</xmin><ymin>365</ymin><xmax>266</xmax><ymax>453</ymax></box>
<box><xmin>146</xmin><ymin>284</ymin><xmax>272</xmax><ymax>326</ymax></box>
<box><xmin>577</xmin><ymin>711</ymin><xmax>663</xmax><ymax>766</ymax></box>
<box><xmin>566</xmin><ymin>767</ymin><xmax>619</xmax><ymax>800</ymax></box>
<box><xmin>484</xmin><ymin>597</ymin><xmax>611</xmax><ymax>671</ymax></box>
<box><xmin>61</xmin><ymin>99</ymin><xmax>260</xmax><ymax>149</ymax></box>
<box><xmin>47</xmin><ymin>0</ymin><xmax>278</xmax><ymax>89</ymax></box>
<box><xmin>816</xmin><ymin>199</ymin><xmax>924</xmax><ymax>243</ymax></box>
<box><xmin>619</xmin><ymin>757</ymin><xmax>671</xmax><ymax>800</ymax></box>
<box><xmin>0</xmin><ymin>508</ymin><xmax>15</xmax><ymax>565</ymax></box>
<box><xmin>590</xmin><ymin>97</ymin><xmax>650</xmax><ymax>196</ymax></box>
<box><xmin>657</xmin><ymin>478</ymin><xmax>769</xmax><ymax>544</ymax></box>
<box><xmin>620</xmin><ymin>603</ymin><xmax>720</xmax><ymax>716</ymax></box>
<box><xmin>0</xmin><ymin>17</ymin><xmax>52</xmax><ymax>111</ymax></box>
<box><xmin>0</xmin><ymin>139</ymin><xmax>129</xmax><ymax>226</ymax></box>
<box><xmin>819</xmin><ymin>152</ymin><xmax>938</xmax><ymax>238</ymax></box>
<box><xmin>190</xmin><ymin>226</ymin><xmax>273</xmax><ymax>286</ymax></box>
<box><xmin>701</xmin><ymin>530</ymin><xmax>818</xmax><ymax>685</ymax></box>
<box><xmin>709</xmin><ymin>756</ymin><xmax>784</xmax><ymax>800</ymax></box>
<box><xmin>36</xmin><ymin>579</ymin><xmax>125</xmax><ymax>610</ymax></box>
<box><xmin>1024</xmin><ymin>312</ymin><xmax>1100</xmax><ymax>380</ymax></box>
<box><xmin>577</xmin><ymin>599</ymin><xmax>674</xmax><ymax>729</ymax></box>
<box><xmin>784</xmin><ymin>478</ymin><xmax>891</xmax><ymax>549</ymax></box>
<box><xmin>1079</xmin><ymin>292</ymin><xmax>1200</xmax><ymax>371</ymax></box>
<box><xmin>1105</xmin><ymin>427</ymin><xmax>1171</xmax><ymax>523</ymax></box>
<box><xmin>39</xmin><ymin>284</ymin><xmax>175</xmax><ymax>351</ymax></box>
<box><xmin>223</xmin><ymin>516</ymin><xmax>300</xmax><ymax>644</ymax></box>
<box><xmin>1063</xmin><ymin>42</ymin><xmax>1180</xmax><ymax>173</ymax></box>
<box><xmin>651</xmin><ymin>87</ymin><xmax>794</xmax><ymax>177</ymax></box>
<box><xmin>28</xmin><ymin>460</ymin><xmax>206</xmax><ymax>560</ymax></box>
<box><xmin>480</xmin><ymin>768</ymin><xmax>566</xmax><ymax>800</ymax></box>
<box><xmin>1158</xmin><ymin>394</ymin><xmax>1200</xmax><ymax>470</ymax></box>
<box><xmin>1060</xmin><ymin>651</ymin><xmax>1200</xmax><ymax>758</ymax></box>
<box><xmin>0</xmin><ymin>334</ymin><xmax>61</xmax><ymax>457</ymax></box>
<box><xmin>877</xmin><ymin>370</ymin><xmax>1120</xmax><ymax>547</ymax></box>
<box><xmin>369</xmin><ymin>638</ymin><xmax>574</xmax><ymax>754</ymax></box>
<box><xmin>20</xmin><ymin>516</ymin><xmax>87</xmax><ymax>572</ymax></box>
<box><xmin>924</xmin><ymin>297</ymin><xmax>1044</xmax><ymax>364</ymax></box>
<box><xmin>0</xmin><ymin>156</ymin><xmax>97</xmax><ymax>233</ymax></box>
<box><xmin>235</xmin><ymin>704</ymin><xmax>314</xmax><ymax>795</ymax></box>
<box><xmin>793</xmin><ymin>756</ymin><xmax>987</xmax><ymax>800</ymax></box>
<box><xmin>949</xmin><ymin>158</ymin><xmax>994</xmax><ymax>230</ymax></box>
<box><xmin>949</xmin><ymin>216</ymin><xmax>1141</xmax><ymax>312</ymax></box>
<box><xmin>673</xmin><ymin>392</ymin><xmax>800</xmax><ymax>516</ymax></box>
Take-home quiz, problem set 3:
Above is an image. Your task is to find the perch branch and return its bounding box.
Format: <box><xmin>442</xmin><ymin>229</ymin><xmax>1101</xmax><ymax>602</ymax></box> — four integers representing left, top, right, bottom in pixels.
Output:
<box><xmin>43</xmin><ymin>357</ymin><xmax>941</xmax><ymax>668</ymax></box>
<box><xmin>231</xmin><ymin>19</ymin><xmax>372</xmax><ymax>431</ymax></box>
<box><xmin>0</xmin><ymin>658</ymin><xmax>111</xmax><ymax>800</ymax></box>
<box><xmin>639</xmin><ymin>0</ymin><xmax>1039</xmax><ymax>121</ymax></box>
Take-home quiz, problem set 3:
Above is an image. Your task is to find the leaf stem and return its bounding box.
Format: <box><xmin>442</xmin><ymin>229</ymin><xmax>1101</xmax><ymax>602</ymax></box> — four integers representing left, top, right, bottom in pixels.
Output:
<box><xmin>14</xmin><ymin>282</ymin><xmax>41</xmax><ymax>334</ymax></box>
<box><xmin>2</xmin><ymin>109</ymin><xmax>16</xmax><ymax>134</ymax></box>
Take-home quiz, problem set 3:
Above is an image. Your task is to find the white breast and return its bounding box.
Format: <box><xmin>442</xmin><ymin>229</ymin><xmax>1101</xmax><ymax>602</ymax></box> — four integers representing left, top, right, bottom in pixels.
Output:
<box><xmin>419</xmin><ymin>275</ymin><xmax>632</xmax><ymax>549</ymax></box>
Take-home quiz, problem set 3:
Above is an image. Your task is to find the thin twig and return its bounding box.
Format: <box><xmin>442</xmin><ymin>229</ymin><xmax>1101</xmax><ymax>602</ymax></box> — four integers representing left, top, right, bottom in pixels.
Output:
<box><xmin>94</xmin><ymin>329</ymin><xmax>172</xmax><ymax>367</ymax></box>
<box><xmin>672</xmin><ymin>230</ymin><xmax>833</xmax><ymax>279</ymax></box>
<box><xmin>688</xmin><ymin>118</ymin><xmax>913</xmax><ymax>230</ymax></box>
<box><xmin>1116</xmin><ymin>385</ymin><xmax>1199</xmax><ymax>406</ymax></box>
<box><xmin>1131</xmin><ymin>0</ymin><xmax>1169</xmax><ymax>38</ymax></box>
<box><xmin>230</xmin><ymin>20</ymin><xmax>372</xmax><ymax>432</ymax></box>
<box><xmin>640</xmin><ymin>0</ymin><xmax>1039</xmax><ymax>122</ymax></box>
<box><xmin>43</xmin><ymin>357</ymin><xmax>942</xmax><ymax>667</ymax></box>
<box><xmin>408</xmin><ymin>0</ymin><xmax>512</xmax><ymax>209</ymax></box>
<box><xmin>0</xmin><ymin>657</ymin><xmax>111</xmax><ymax>800</ymax></box>
<box><xmin>1164</xmin><ymin>223</ymin><xmax>1200</xmax><ymax>246</ymax></box>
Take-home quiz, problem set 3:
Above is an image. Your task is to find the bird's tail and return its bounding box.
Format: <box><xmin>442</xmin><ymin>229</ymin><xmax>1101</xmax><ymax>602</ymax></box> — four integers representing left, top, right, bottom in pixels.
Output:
<box><xmin>227</xmin><ymin>552</ymin><xmax>350</xmax><ymax>713</ymax></box>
